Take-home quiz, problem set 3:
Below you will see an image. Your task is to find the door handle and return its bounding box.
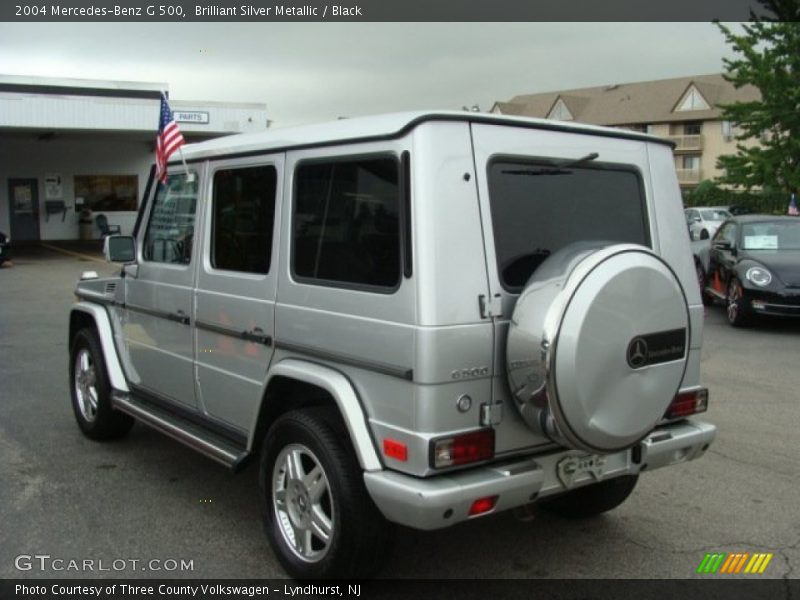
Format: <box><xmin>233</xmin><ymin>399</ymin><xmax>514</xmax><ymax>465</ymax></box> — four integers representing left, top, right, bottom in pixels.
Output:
<box><xmin>241</xmin><ymin>326</ymin><xmax>272</xmax><ymax>346</ymax></box>
<box><xmin>168</xmin><ymin>310</ymin><xmax>190</xmax><ymax>325</ymax></box>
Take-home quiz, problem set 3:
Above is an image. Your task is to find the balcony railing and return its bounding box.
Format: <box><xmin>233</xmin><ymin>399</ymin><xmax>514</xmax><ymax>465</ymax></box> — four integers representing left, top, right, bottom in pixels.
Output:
<box><xmin>667</xmin><ymin>134</ymin><xmax>703</xmax><ymax>152</ymax></box>
<box><xmin>676</xmin><ymin>168</ymin><xmax>702</xmax><ymax>184</ymax></box>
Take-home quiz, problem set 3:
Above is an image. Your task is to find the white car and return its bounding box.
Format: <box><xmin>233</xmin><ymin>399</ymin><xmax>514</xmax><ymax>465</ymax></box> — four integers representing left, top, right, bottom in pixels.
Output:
<box><xmin>685</xmin><ymin>206</ymin><xmax>731</xmax><ymax>240</ymax></box>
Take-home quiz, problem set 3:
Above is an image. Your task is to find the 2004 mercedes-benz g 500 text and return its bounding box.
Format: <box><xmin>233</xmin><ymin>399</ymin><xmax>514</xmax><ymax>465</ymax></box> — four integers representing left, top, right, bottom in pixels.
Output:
<box><xmin>69</xmin><ymin>112</ymin><xmax>715</xmax><ymax>578</ymax></box>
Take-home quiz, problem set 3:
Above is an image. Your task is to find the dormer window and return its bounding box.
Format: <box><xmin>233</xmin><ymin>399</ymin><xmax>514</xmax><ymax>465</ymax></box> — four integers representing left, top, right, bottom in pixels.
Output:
<box><xmin>675</xmin><ymin>85</ymin><xmax>710</xmax><ymax>112</ymax></box>
<box><xmin>547</xmin><ymin>98</ymin><xmax>574</xmax><ymax>121</ymax></box>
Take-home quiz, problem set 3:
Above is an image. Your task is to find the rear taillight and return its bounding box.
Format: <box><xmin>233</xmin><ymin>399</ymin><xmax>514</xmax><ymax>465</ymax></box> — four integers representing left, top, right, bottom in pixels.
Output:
<box><xmin>665</xmin><ymin>388</ymin><xmax>709</xmax><ymax>419</ymax></box>
<box><xmin>431</xmin><ymin>429</ymin><xmax>494</xmax><ymax>468</ymax></box>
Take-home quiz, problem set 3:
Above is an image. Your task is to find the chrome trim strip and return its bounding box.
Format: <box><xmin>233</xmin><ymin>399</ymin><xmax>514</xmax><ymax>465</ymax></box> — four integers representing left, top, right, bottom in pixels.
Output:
<box><xmin>195</xmin><ymin>319</ymin><xmax>272</xmax><ymax>346</ymax></box>
<box><xmin>125</xmin><ymin>303</ymin><xmax>190</xmax><ymax>325</ymax></box>
<box><xmin>274</xmin><ymin>340</ymin><xmax>413</xmax><ymax>381</ymax></box>
<box><xmin>111</xmin><ymin>392</ymin><xmax>247</xmax><ymax>470</ymax></box>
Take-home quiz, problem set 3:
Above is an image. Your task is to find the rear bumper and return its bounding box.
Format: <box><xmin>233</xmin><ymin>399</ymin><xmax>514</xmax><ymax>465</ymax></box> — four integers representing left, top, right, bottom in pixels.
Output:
<box><xmin>364</xmin><ymin>419</ymin><xmax>716</xmax><ymax>530</ymax></box>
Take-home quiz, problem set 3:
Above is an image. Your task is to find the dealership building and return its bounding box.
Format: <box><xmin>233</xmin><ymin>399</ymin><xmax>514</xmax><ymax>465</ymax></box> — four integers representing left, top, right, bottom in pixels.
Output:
<box><xmin>0</xmin><ymin>75</ymin><xmax>269</xmax><ymax>242</ymax></box>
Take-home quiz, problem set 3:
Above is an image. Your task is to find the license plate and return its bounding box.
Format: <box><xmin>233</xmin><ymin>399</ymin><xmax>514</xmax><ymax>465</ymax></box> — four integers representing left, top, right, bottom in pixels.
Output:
<box><xmin>556</xmin><ymin>454</ymin><xmax>607</xmax><ymax>489</ymax></box>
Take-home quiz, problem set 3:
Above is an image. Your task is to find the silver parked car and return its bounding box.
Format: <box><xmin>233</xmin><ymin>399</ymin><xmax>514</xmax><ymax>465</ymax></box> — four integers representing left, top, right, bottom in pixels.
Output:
<box><xmin>685</xmin><ymin>206</ymin><xmax>731</xmax><ymax>240</ymax></box>
<box><xmin>69</xmin><ymin>111</ymin><xmax>715</xmax><ymax>578</ymax></box>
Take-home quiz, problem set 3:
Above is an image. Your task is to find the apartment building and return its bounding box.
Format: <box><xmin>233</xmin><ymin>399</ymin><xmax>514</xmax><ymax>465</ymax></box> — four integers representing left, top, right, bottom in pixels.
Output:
<box><xmin>491</xmin><ymin>73</ymin><xmax>760</xmax><ymax>195</ymax></box>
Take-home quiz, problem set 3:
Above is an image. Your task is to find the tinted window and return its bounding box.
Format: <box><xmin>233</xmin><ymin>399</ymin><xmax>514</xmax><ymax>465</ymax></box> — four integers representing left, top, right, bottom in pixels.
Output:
<box><xmin>211</xmin><ymin>165</ymin><xmax>277</xmax><ymax>274</ymax></box>
<box><xmin>488</xmin><ymin>160</ymin><xmax>647</xmax><ymax>291</ymax></box>
<box><xmin>293</xmin><ymin>157</ymin><xmax>400</xmax><ymax>289</ymax></box>
<box><xmin>143</xmin><ymin>173</ymin><xmax>198</xmax><ymax>265</ymax></box>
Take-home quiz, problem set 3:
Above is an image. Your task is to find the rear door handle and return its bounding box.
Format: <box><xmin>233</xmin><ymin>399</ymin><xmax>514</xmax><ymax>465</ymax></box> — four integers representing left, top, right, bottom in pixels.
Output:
<box><xmin>168</xmin><ymin>310</ymin><xmax>190</xmax><ymax>325</ymax></box>
<box><xmin>241</xmin><ymin>326</ymin><xmax>272</xmax><ymax>346</ymax></box>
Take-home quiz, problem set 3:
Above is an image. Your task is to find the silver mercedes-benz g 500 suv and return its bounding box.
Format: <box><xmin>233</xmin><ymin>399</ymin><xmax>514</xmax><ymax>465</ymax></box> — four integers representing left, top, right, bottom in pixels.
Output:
<box><xmin>69</xmin><ymin>112</ymin><xmax>715</xmax><ymax>579</ymax></box>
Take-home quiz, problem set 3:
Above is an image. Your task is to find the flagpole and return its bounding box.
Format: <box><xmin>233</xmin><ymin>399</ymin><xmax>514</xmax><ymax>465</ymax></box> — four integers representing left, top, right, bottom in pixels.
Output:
<box><xmin>178</xmin><ymin>147</ymin><xmax>193</xmax><ymax>181</ymax></box>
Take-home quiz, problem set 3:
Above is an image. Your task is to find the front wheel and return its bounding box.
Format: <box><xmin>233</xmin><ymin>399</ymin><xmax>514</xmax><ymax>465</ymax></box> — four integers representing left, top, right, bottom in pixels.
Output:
<box><xmin>539</xmin><ymin>475</ymin><xmax>638</xmax><ymax>518</ymax></box>
<box><xmin>695</xmin><ymin>261</ymin><xmax>714</xmax><ymax>306</ymax></box>
<box><xmin>726</xmin><ymin>278</ymin><xmax>751</xmax><ymax>327</ymax></box>
<box><xmin>259</xmin><ymin>408</ymin><xmax>392</xmax><ymax>579</ymax></box>
<box><xmin>69</xmin><ymin>328</ymin><xmax>134</xmax><ymax>440</ymax></box>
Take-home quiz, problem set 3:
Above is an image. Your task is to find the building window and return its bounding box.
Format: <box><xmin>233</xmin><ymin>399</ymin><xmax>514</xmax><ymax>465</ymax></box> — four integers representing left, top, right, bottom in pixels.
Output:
<box><xmin>722</xmin><ymin>120</ymin><xmax>733</xmax><ymax>141</ymax></box>
<box><xmin>682</xmin><ymin>155</ymin><xmax>701</xmax><ymax>170</ymax></box>
<box><xmin>211</xmin><ymin>165</ymin><xmax>277</xmax><ymax>274</ymax></box>
<box><xmin>74</xmin><ymin>175</ymin><xmax>138</xmax><ymax>212</ymax></box>
<box><xmin>293</xmin><ymin>157</ymin><xmax>401</xmax><ymax>290</ymax></box>
<box><xmin>142</xmin><ymin>173</ymin><xmax>198</xmax><ymax>265</ymax></box>
<box><xmin>684</xmin><ymin>122</ymin><xmax>702</xmax><ymax>135</ymax></box>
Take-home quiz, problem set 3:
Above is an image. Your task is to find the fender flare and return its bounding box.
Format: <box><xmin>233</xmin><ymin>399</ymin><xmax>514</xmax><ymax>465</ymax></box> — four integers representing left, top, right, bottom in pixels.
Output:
<box><xmin>70</xmin><ymin>302</ymin><xmax>130</xmax><ymax>393</ymax></box>
<box><xmin>262</xmin><ymin>359</ymin><xmax>382</xmax><ymax>472</ymax></box>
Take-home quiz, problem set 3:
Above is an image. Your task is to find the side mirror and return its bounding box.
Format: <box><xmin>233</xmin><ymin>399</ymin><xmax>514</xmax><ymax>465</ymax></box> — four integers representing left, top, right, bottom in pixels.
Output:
<box><xmin>104</xmin><ymin>235</ymin><xmax>136</xmax><ymax>263</ymax></box>
<box><xmin>713</xmin><ymin>239</ymin><xmax>733</xmax><ymax>251</ymax></box>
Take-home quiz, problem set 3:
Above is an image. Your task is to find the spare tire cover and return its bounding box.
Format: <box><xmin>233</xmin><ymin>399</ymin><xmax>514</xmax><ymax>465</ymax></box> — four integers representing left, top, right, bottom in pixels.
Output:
<box><xmin>507</xmin><ymin>243</ymin><xmax>689</xmax><ymax>454</ymax></box>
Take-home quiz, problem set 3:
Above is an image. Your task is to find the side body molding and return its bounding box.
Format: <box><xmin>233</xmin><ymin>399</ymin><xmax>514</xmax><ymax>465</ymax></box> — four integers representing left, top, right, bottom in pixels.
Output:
<box><xmin>261</xmin><ymin>359</ymin><xmax>382</xmax><ymax>472</ymax></box>
<box><xmin>70</xmin><ymin>302</ymin><xmax>130</xmax><ymax>393</ymax></box>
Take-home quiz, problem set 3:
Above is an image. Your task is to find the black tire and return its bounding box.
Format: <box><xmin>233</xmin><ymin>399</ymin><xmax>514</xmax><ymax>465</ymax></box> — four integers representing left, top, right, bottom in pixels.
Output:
<box><xmin>540</xmin><ymin>475</ymin><xmax>638</xmax><ymax>519</ymax></box>
<box><xmin>726</xmin><ymin>277</ymin><xmax>751</xmax><ymax>327</ymax></box>
<box><xmin>700</xmin><ymin>229</ymin><xmax>709</xmax><ymax>240</ymax></box>
<box><xmin>695</xmin><ymin>260</ymin><xmax>714</xmax><ymax>307</ymax></box>
<box><xmin>259</xmin><ymin>407</ymin><xmax>392</xmax><ymax>579</ymax></box>
<box><xmin>69</xmin><ymin>328</ymin><xmax>134</xmax><ymax>440</ymax></box>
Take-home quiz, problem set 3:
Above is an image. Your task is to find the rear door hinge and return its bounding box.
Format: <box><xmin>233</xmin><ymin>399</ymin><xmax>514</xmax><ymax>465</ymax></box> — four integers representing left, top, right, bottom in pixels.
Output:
<box><xmin>479</xmin><ymin>293</ymin><xmax>503</xmax><ymax>319</ymax></box>
<box><xmin>480</xmin><ymin>401</ymin><xmax>503</xmax><ymax>426</ymax></box>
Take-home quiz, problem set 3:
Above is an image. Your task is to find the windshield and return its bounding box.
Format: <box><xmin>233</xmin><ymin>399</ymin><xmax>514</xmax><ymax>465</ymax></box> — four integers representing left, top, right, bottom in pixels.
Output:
<box><xmin>701</xmin><ymin>209</ymin><xmax>730</xmax><ymax>221</ymax></box>
<box><xmin>741</xmin><ymin>221</ymin><xmax>800</xmax><ymax>251</ymax></box>
<box><xmin>487</xmin><ymin>160</ymin><xmax>648</xmax><ymax>290</ymax></box>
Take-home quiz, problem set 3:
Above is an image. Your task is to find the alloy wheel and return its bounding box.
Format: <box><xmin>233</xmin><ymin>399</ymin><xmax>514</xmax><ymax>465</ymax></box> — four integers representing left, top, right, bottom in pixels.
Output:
<box><xmin>74</xmin><ymin>348</ymin><xmax>98</xmax><ymax>422</ymax></box>
<box><xmin>272</xmin><ymin>443</ymin><xmax>334</xmax><ymax>563</ymax></box>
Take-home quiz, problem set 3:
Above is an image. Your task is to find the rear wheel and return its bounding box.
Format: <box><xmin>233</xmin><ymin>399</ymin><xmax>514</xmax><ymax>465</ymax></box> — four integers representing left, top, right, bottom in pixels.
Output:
<box><xmin>540</xmin><ymin>475</ymin><xmax>638</xmax><ymax>518</ymax></box>
<box><xmin>259</xmin><ymin>407</ymin><xmax>392</xmax><ymax>579</ymax></box>
<box><xmin>700</xmin><ymin>229</ymin><xmax>709</xmax><ymax>240</ymax></box>
<box><xmin>726</xmin><ymin>278</ymin><xmax>751</xmax><ymax>327</ymax></box>
<box><xmin>70</xmin><ymin>328</ymin><xmax>134</xmax><ymax>440</ymax></box>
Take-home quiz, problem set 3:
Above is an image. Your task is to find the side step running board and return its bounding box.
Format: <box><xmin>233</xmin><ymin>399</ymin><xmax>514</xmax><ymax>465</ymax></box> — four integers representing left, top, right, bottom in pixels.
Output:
<box><xmin>111</xmin><ymin>392</ymin><xmax>249</xmax><ymax>471</ymax></box>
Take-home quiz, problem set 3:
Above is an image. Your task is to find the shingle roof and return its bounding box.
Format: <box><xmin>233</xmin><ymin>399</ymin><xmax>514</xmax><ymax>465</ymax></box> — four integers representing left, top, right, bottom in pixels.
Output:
<box><xmin>492</xmin><ymin>73</ymin><xmax>760</xmax><ymax>126</ymax></box>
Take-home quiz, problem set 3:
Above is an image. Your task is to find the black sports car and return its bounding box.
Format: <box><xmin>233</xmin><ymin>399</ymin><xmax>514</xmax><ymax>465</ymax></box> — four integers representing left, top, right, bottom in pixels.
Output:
<box><xmin>700</xmin><ymin>215</ymin><xmax>800</xmax><ymax>326</ymax></box>
<box><xmin>0</xmin><ymin>231</ymin><xmax>10</xmax><ymax>266</ymax></box>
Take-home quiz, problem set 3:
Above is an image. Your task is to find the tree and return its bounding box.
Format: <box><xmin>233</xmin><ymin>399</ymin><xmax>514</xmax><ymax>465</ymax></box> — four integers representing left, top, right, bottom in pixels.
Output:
<box><xmin>715</xmin><ymin>1</ymin><xmax>800</xmax><ymax>195</ymax></box>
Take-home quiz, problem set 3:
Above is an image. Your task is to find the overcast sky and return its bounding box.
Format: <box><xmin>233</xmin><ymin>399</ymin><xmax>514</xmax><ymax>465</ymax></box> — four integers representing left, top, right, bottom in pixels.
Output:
<box><xmin>0</xmin><ymin>23</ymin><xmax>740</xmax><ymax>127</ymax></box>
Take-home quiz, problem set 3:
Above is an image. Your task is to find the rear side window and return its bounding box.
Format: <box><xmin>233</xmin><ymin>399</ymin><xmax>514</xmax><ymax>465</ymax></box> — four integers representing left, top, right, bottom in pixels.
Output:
<box><xmin>293</xmin><ymin>157</ymin><xmax>401</xmax><ymax>290</ymax></box>
<box><xmin>211</xmin><ymin>165</ymin><xmax>277</xmax><ymax>274</ymax></box>
<box><xmin>142</xmin><ymin>172</ymin><xmax>198</xmax><ymax>265</ymax></box>
<box><xmin>488</xmin><ymin>159</ymin><xmax>648</xmax><ymax>291</ymax></box>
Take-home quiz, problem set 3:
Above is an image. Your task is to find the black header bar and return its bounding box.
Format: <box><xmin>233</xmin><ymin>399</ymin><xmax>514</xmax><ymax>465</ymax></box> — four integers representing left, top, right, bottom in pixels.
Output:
<box><xmin>2</xmin><ymin>0</ymin><xmax>776</xmax><ymax>22</ymax></box>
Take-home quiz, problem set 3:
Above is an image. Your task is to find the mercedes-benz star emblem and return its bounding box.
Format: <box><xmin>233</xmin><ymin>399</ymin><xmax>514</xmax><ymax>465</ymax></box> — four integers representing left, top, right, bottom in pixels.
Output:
<box><xmin>627</xmin><ymin>337</ymin><xmax>649</xmax><ymax>369</ymax></box>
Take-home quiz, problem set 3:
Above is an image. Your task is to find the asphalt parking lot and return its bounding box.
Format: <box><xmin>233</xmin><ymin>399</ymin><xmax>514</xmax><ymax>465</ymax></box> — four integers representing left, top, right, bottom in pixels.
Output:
<box><xmin>0</xmin><ymin>247</ymin><xmax>798</xmax><ymax>581</ymax></box>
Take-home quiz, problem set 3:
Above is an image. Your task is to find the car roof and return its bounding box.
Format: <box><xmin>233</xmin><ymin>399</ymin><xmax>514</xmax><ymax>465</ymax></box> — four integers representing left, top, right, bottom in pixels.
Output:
<box><xmin>173</xmin><ymin>110</ymin><xmax>672</xmax><ymax>163</ymax></box>
<box><xmin>730</xmin><ymin>214</ymin><xmax>800</xmax><ymax>224</ymax></box>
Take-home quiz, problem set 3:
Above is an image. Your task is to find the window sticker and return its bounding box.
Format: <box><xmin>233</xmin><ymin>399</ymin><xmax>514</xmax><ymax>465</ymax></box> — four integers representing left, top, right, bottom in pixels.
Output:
<box><xmin>743</xmin><ymin>235</ymin><xmax>778</xmax><ymax>250</ymax></box>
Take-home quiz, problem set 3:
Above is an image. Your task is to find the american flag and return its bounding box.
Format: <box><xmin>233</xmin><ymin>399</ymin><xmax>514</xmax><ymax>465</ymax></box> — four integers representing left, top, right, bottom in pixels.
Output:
<box><xmin>155</xmin><ymin>92</ymin><xmax>185</xmax><ymax>183</ymax></box>
<box><xmin>789</xmin><ymin>193</ymin><xmax>799</xmax><ymax>216</ymax></box>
